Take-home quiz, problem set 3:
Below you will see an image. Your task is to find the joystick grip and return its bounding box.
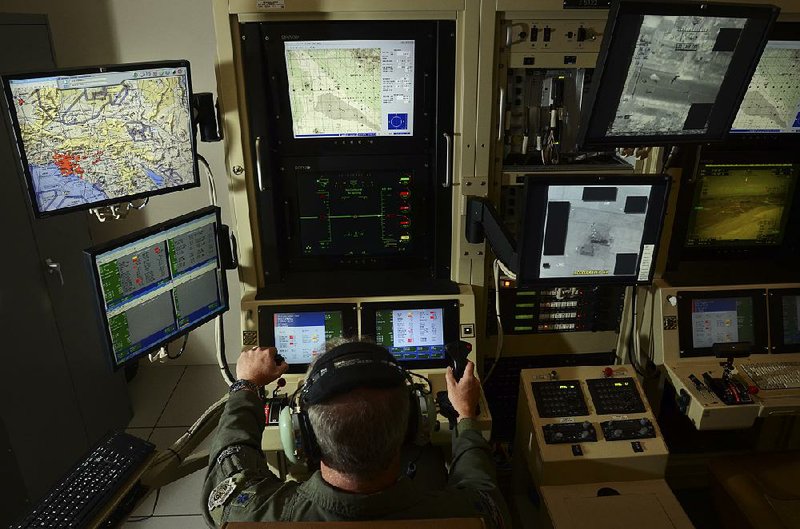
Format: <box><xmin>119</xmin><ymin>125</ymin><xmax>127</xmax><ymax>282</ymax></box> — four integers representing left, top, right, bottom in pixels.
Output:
<box><xmin>274</xmin><ymin>353</ymin><xmax>285</xmax><ymax>366</ymax></box>
<box><xmin>445</xmin><ymin>340</ymin><xmax>472</xmax><ymax>381</ymax></box>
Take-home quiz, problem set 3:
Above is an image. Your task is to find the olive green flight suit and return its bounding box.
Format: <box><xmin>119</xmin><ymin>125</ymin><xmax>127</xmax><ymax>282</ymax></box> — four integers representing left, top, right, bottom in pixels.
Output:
<box><xmin>202</xmin><ymin>391</ymin><xmax>509</xmax><ymax>528</ymax></box>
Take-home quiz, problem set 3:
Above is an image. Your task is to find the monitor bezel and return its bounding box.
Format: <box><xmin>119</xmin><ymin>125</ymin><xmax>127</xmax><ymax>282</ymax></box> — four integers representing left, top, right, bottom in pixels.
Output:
<box><xmin>257</xmin><ymin>303</ymin><xmax>359</xmax><ymax>373</ymax></box>
<box><xmin>256</xmin><ymin>21</ymin><xmax>445</xmax><ymax>155</ymax></box>
<box><xmin>729</xmin><ymin>21</ymin><xmax>800</xmax><ymax>144</ymax></box>
<box><xmin>668</xmin><ymin>149</ymin><xmax>800</xmax><ymax>267</ymax></box>
<box><xmin>517</xmin><ymin>173</ymin><xmax>670</xmax><ymax>287</ymax></box>
<box><xmin>676</xmin><ymin>289</ymin><xmax>769</xmax><ymax>358</ymax></box>
<box><xmin>279</xmin><ymin>157</ymin><xmax>434</xmax><ymax>272</ymax></box>
<box><xmin>1</xmin><ymin>60</ymin><xmax>200</xmax><ymax>218</ymax></box>
<box><xmin>768</xmin><ymin>288</ymin><xmax>800</xmax><ymax>354</ymax></box>
<box><xmin>360</xmin><ymin>299</ymin><xmax>460</xmax><ymax>370</ymax></box>
<box><xmin>577</xmin><ymin>1</ymin><xmax>779</xmax><ymax>149</ymax></box>
<box><xmin>84</xmin><ymin>206</ymin><xmax>229</xmax><ymax>370</ymax></box>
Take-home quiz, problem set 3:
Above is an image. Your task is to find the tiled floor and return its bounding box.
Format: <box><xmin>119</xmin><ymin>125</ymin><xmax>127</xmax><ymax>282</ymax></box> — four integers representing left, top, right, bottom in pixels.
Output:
<box><xmin>122</xmin><ymin>364</ymin><xmax>230</xmax><ymax>528</ymax></box>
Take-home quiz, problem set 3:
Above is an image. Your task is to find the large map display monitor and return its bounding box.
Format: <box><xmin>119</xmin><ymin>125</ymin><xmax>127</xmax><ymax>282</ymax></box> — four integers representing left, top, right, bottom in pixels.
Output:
<box><xmin>284</xmin><ymin>40</ymin><xmax>414</xmax><ymax>139</ymax></box>
<box><xmin>685</xmin><ymin>163</ymin><xmax>798</xmax><ymax>248</ymax></box>
<box><xmin>85</xmin><ymin>207</ymin><xmax>228</xmax><ymax>368</ymax></box>
<box><xmin>2</xmin><ymin>61</ymin><xmax>198</xmax><ymax>216</ymax></box>
<box><xmin>731</xmin><ymin>23</ymin><xmax>800</xmax><ymax>136</ymax></box>
<box><xmin>517</xmin><ymin>175</ymin><xmax>669</xmax><ymax>287</ymax></box>
<box><xmin>578</xmin><ymin>1</ymin><xmax>778</xmax><ymax>148</ymax></box>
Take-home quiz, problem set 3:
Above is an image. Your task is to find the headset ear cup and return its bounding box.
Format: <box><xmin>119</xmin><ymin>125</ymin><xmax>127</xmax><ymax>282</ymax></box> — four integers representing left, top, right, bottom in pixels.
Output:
<box><xmin>279</xmin><ymin>406</ymin><xmax>301</xmax><ymax>464</ymax></box>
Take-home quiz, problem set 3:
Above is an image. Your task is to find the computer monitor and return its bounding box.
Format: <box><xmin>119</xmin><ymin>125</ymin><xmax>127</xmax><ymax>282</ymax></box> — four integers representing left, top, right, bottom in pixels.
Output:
<box><xmin>685</xmin><ymin>162</ymin><xmax>798</xmax><ymax>248</ymax></box>
<box><xmin>361</xmin><ymin>300</ymin><xmax>459</xmax><ymax>368</ymax></box>
<box><xmin>284</xmin><ymin>40</ymin><xmax>414</xmax><ymax>139</ymax></box>
<box><xmin>2</xmin><ymin>61</ymin><xmax>199</xmax><ymax>216</ymax></box>
<box><xmin>578</xmin><ymin>1</ymin><xmax>778</xmax><ymax>148</ymax></box>
<box><xmin>768</xmin><ymin>289</ymin><xmax>800</xmax><ymax>354</ymax></box>
<box><xmin>516</xmin><ymin>174</ymin><xmax>670</xmax><ymax>287</ymax></box>
<box><xmin>295</xmin><ymin>169</ymin><xmax>415</xmax><ymax>257</ymax></box>
<box><xmin>85</xmin><ymin>207</ymin><xmax>228</xmax><ymax>369</ymax></box>
<box><xmin>257</xmin><ymin>304</ymin><xmax>358</xmax><ymax>373</ymax></box>
<box><xmin>731</xmin><ymin>23</ymin><xmax>800</xmax><ymax>135</ymax></box>
<box><xmin>676</xmin><ymin>290</ymin><xmax>768</xmax><ymax>358</ymax></box>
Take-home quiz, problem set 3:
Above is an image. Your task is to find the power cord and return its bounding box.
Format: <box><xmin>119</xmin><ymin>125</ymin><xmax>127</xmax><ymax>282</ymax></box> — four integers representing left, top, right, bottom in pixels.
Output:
<box><xmin>166</xmin><ymin>334</ymin><xmax>189</xmax><ymax>360</ymax></box>
<box><xmin>484</xmin><ymin>259</ymin><xmax>517</xmax><ymax>385</ymax></box>
<box><xmin>195</xmin><ymin>152</ymin><xmax>235</xmax><ymax>385</ymax></box>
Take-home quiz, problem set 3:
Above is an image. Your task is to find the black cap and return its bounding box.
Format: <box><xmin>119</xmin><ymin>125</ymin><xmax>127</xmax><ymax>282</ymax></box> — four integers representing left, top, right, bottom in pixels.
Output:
<box><xmin>301</xmin><ymin>342</ymin><xmax>406</xmax><ymax>406</ymax></box>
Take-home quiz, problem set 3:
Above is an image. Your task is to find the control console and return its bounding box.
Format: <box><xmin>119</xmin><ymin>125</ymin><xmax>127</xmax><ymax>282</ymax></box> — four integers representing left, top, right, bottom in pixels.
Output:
<box><xmin>586</xmin><ymin>377</ymin><xmax>646</xmax><ymax>414</ymax></box>
<box><xmin>600</xmin><ymin>418</ymin><xmax>656</xmax><ymax>441</ymax></box>
<box><xmin>514</xmin><ymin>365</ymin><xmax>668</xmax><ymax>486</ymax></box>
<box><xmin>542</xmin><ymin>422</ymin><xmax>597</xmax><ymax>444</ymax></box>
<box><xmin>531</xmin><ymin>380</ymin><xmax>589</xmax><ymax>417</ymax></box>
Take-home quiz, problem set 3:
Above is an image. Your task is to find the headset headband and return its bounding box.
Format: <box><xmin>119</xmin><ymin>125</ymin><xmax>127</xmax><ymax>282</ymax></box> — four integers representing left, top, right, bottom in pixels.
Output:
<box><xmin>301</xmin><ymin>342</ymin><xmax>407</xmax><ymax>406</ymax></box>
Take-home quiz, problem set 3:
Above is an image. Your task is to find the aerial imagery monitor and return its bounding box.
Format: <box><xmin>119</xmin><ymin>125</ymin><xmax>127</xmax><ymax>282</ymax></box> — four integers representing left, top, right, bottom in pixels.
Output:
<box><xmin>578</xmin><ymin>1</ymin><xmax>779</xmax><ymax>148</ymax></box>
<box><xmin>2</xmin><ymin>60</ymin><xmax>199</xmax><ymax>216</ymax></box>
<box><xmin>677</xmin><ymin>290</ymin><xmax>768</xmax><ymax>357</ymax></box>
<box><xmin>257</xmin><ymin>304</ymin><xmax>358</xmax><ymax>373</ymax></box>
<box><xmin>731</xmin><ymin>22</ymin><xmax>800</xmax><ymax>135</ymax></box>
<box><xmin>685</xmin><ymin>162</ymin><xmax>798</xmax><ymax>248</ymax></box>
<box><xmin>284</xmin><ymin>39</ymin><xmax>414</xmax><ymax>139</ymax></box>
<box><xmin>517</xmin><ymin>175</ymin><xmax>669</xmax><ymax>287</ymax></box>
<box><xmin>85</xmin><ymin>207</ymin><xmax>228</xmax><ymax>369</ymax></box>
<box><xmin>361</xmin><ymin>300</ymin><xmax>459</xmax><ymax>369</ymax></box>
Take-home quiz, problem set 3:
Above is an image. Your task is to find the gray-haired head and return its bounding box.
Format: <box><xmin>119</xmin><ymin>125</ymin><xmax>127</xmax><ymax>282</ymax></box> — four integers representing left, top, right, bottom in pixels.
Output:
<box><xmin>306</xmin><ymin>338</ymin><xmax>410</xmax><ymax>477</ymax></box>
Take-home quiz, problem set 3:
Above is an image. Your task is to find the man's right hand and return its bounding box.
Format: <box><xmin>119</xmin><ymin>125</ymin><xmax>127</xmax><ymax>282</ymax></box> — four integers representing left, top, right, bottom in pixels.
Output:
<box><xmin>236</xmin><ymin>346</ymin><xmax>289</xmax><ymax>386</ymax></box>
<box><xmin>445</xmin><ymin>360</ymin><xmax>480</xmax><ymax>419</ymax></box>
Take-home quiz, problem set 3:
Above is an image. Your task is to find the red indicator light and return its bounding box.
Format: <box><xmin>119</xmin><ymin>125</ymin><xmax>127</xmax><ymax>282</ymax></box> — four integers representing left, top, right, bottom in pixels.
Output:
<box><xmin>400</xmin><ymin>191</ymin><xmax>410</xmax><ymax>198</ymax></box>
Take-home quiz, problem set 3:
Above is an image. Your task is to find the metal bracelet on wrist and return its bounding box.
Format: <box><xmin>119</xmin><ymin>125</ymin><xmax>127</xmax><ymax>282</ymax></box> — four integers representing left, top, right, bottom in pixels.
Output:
<box><xmin>229</xmin><ymin>379</ymin><xmax>265</xmax><ymax>400</ymax></box>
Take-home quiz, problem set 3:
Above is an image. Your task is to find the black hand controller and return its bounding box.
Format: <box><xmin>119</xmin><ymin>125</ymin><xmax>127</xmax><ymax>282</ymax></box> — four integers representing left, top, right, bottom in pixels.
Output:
<box><xmin>437</xmin><ymin>340</ymin><xmax>476</xmax><ymax>429</ymax></box>
<box><xmin>274</xmin><ymin>353</ymin><xmax>285</xmax><ymax>365</ymax></box>
<box><xmin>446</xmin><ymin>340</ymin><xmax>472</xmax><ymax>381</ymax></box>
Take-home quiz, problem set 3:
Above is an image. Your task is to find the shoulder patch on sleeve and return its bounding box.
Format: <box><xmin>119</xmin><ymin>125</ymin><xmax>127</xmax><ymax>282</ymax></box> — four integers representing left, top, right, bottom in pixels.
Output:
<box><xmin>208</xmin><ymin>476</ymin><xmax>238</xmax><ymax>512</ymax></box>
<box><xmin>477</xmin><ymin>490</ymin><xmax>506</xmax><ymax>529</ymax></box>
<box><xmin>216</xmin><ymin>445</ymin><xmax>243</xmax><ymax>466</ymax></box>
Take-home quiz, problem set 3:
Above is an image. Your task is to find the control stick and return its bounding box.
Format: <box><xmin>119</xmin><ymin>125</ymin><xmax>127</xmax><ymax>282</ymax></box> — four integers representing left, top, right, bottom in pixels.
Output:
<box><xmin>437</xmin><ymin>340</ymin><xmax>479</xmax><ymax>428</ymax></box>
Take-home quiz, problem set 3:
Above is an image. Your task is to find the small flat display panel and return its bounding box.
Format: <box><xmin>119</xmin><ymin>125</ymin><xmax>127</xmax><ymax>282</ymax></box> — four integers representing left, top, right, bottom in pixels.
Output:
<box><xmin>677</xmin><ymin>290</ymin><xmax>768</xmax><ymax>357</ymax></box>
<box><xmin>361</xmin><ymin>300</ymin><xmax>459</xmax><ymax>368</ymax></box>
<box><xmin>518</xmin><ymin>175</ymin><xmax>669</xmax><ymax>286</ymax></box>
<box><xmin>690</xmin><ymin>297</ymin><xmax>754</xmax><ymax>349</ymax></box>
<box><xmin>273</xmin><ymin>311</ymin><xmax>345</xmax><ymax>365</ymax></box>
<box><xmin>782</xmin><ymin>295</ymin><xmax>800</xmax><ymax>346</ymax></box>
<box><xmin>86</xmin><ymin>207</ymin><xmax>227</xmax><ymax>368</ymax></box>
<box><xmin>685</xmin><ymin>163</ymin><xmax>797</xmax><ymax>248</ymax></box>
<box><xmin>284</xmin><ymin>40</ymin><xmax>414</xmax><ymax>138</ymax></box>
<box><xmin>767</xmin><ymin>289</ymin><xmax>800</xmax><ymax>354</ymax></box>
<box><xmin>2</xmin><ymin>61</ymin><xmax>198</xmax><ymax>216</ymax></box>
<box><xmin>297</xmin><ymin>170</ymin><xmax>413</xmax><ymax>256</ymax></box>
<box><xmin>731</xmin><ymin>40</ymin><xmax>800</xmax><ymax>134</ymax></box>
<box><xmin>375</xmin><ymin>308</ymin><xmax>445</xmax><ymax>362</ymax></box>
<box><xmin>257</xmin><ymin>304</ymin><xmax>358</xmax><ymax>372</ymax></box>
<box><xmin>578</xmin><ymin>2</ymin><xmax>778</xmax><ymax>147</ymax></box>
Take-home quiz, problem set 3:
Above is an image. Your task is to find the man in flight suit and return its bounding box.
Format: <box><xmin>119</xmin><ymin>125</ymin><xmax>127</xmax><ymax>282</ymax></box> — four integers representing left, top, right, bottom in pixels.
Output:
<box><xmin>202</xmin><ymin>341</ymin><xmax>508</xmax><ymax>528</ymax></box>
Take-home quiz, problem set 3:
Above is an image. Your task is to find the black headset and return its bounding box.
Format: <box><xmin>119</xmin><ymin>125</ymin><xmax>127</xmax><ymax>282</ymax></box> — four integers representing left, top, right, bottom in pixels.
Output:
<box><xmin>278</xmin><ymin>342</ymin><xmax>436</xmax><ymax>466</ymax></box>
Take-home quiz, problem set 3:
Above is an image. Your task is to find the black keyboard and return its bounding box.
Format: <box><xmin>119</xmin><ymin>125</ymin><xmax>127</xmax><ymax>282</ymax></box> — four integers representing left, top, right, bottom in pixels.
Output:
<box><xmin>13</xmin><ymin>431</ymin><xmax>155</xmax><ymax>528</ymax></box>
